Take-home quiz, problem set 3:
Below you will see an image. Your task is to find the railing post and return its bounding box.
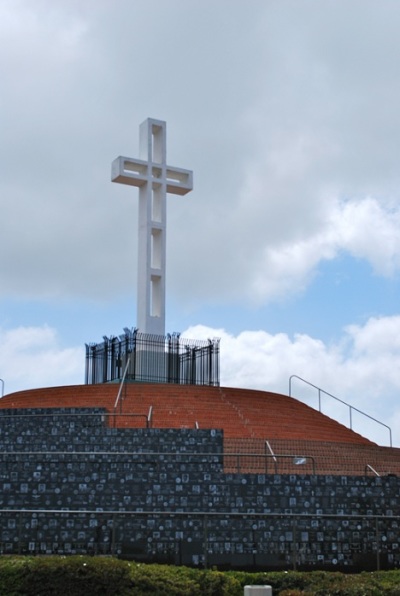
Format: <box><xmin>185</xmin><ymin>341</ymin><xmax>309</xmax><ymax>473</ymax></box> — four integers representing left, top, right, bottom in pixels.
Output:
<box><xmin>18</xmin><ymin>511</ymin><xmax>23</xmax><ymax>554</ymax></box>
<box><xmin>292</xmin><ymin>518</ymin><xmax>297</xmax><ymax>570</ymax></box>
<box><xmin>111</xmin><ymin>513</ymin><xmax>116</xmax><ymax>556</ymax></box>
<box><xmin>288</xmin><ymin>375</ymin><xmax>392</xmax><ymax>446</ymax></box>
<box><xmin>113</xmin><ymin>356</ymin><xmax>131</xmax><ymax>426</ymax></box>
<box><xmin>203</xmin><ymin>515</ymin><xmax>208</xmax><ymax>569</ymax></box>
<box><xmin>376</xmin><ymin>517</ymin><xmax>381</xmax><ymax>571</ymax></box>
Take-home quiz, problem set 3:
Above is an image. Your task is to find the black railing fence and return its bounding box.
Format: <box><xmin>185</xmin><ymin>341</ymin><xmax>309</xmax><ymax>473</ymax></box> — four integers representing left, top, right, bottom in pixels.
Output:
<box><xmin>85</xmin><ymin>328</ymin><xmax>220</xmax><ymax>386</ymax></box>
<box><xmin>0</xmin><ymin>509</ymin><xmax>396</xmax><ymax>571</ymax></box>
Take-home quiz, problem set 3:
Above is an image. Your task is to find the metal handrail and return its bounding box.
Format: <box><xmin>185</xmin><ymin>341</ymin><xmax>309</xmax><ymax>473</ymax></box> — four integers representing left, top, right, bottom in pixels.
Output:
<box><xmin>0</xmin><ymin>449</ymin><xmax>315</xmax><ymax>474</ymax></box>
<box><xmin>0</xmin><ymin>450</ymin><xmax>223</xmax><ymax>457</ymax></box>
<box><xmin>365</xmin><ymin>464</ymin><xmax>380</xmax><ymax>477</ymax></box>
<box><xmin>0</xmin><ymin>412</ymin><xmax>107</xmax><ymax>420</ymax></box>
<box><xmin>0</xmin><ymin>411</ymin><xmax>146</xmax><ymax>423</ymax></box>
<box><xmin>0</xmin><ymin>508</ymin><xmax>395</xmax><ymax>570</ymax></box>
<box><xmin>265</xmin><ymin>440</ymin><xmax>278</xmax><ymax>473</ymax></box>
<box><xmin>224</xmin><ymin>452</ymin><xmax>316</xmax><ymax>475</ymax></box>
<box><xmin>113</xmin><ymin>356</ymin><xmax>131</xmax><ymax>418</ymax></box>
<box><xmin>289</xmin><ymin>375</ymin><xmax>392</xmax><ymax>447</ymax></box>
<box><xmin>0</xmin><ymin>410</ymin><xmax>149</xmax><ymax>429</ymax></box>
<box><xmin>108</xmin><ymin>412</ymin><xmax>149</xmax><ymax>426</ymax></box>
<box><xmin>147</xmin><ymin>406</ymin><xmax>153</xmax><ymax>428</ymax></box>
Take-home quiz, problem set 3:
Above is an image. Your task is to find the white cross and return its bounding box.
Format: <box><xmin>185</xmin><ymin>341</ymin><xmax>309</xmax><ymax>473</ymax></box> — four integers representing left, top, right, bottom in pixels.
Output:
<box><xmin>111</xmin><ymin>118</ymin><xmax>193</xmax><ymax>336</ymax></box>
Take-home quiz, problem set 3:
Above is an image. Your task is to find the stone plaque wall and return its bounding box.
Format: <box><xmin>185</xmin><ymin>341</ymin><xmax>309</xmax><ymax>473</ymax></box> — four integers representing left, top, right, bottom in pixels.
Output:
<box><xmin>0</xmin><ymin>408</ymin><xmax>398</xmax><ymax>570</ymax></box>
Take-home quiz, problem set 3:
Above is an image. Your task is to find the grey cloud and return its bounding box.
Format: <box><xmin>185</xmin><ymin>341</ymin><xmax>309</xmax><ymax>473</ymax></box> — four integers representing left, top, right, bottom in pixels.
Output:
<box><xmin>2</xmin><ymin>0</ymin><xmax>400</xmax><ymax>311</ymax></box>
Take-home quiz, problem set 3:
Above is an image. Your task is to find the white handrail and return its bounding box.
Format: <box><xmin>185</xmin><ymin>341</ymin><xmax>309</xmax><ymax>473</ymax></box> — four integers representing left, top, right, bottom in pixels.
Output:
<box><xmin>289</xmin><ymin>375</ymin><xmax>392</xmax><ymax>447</ymax></box>
<box><xmin>265</xmin><ymin>440</ymin><xmax>277</xmax><ymax>462</ymax></box>
<box><xmin>365</xmin><ymin>464</ymin><xmax>380</xmax><ymax>477</ymax></box>
<box><xmin>114</xmin><ymin>357</ymin><xmax>131</xmax><ymax>411</ymax></box>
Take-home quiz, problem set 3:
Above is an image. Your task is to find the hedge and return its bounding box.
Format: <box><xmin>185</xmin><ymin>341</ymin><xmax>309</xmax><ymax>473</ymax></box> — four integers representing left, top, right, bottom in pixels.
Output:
<box><xmin>0</xmin><ymin>557</ymin><xmax>399</xmax><ymax>595</ymax></box>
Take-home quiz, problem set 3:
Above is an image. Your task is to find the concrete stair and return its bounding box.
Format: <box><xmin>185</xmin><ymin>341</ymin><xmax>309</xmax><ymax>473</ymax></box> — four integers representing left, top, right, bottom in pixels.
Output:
<box><xmin>0</xmin><ymin>384</ymin><xmax>373</xmax><ymax>443</ymax></box>
<box><xmin>224</xmin><ymin>437</ymin><xmax>400</xmax><ymax>476</ymax></box>
<box><xmin>1</xmin><ymin>383</ymin><xmax>392</xmax><ymax>476</ymax></box>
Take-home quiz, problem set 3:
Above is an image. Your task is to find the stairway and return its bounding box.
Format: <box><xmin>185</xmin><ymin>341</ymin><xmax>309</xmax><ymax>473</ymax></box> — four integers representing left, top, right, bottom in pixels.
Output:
<box><xmin>0</xmin><ymin>383</ymin><xmax>390</xmax><ymax>476</ymax></box>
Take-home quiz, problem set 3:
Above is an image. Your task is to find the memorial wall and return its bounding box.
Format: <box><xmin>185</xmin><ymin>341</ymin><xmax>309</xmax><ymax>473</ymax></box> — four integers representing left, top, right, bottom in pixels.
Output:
<box><xmin>0</xmin><ymin>407</ymin><xmax>398</xmax><ymax>570</ymax></box>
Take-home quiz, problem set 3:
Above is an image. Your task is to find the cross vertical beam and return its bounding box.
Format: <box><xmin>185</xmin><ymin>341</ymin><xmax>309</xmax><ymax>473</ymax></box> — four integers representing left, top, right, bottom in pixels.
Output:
<box><xmin>111</xmin><ymin>118</ymin><xmax>193</xmax><ymax>336</ymax></box>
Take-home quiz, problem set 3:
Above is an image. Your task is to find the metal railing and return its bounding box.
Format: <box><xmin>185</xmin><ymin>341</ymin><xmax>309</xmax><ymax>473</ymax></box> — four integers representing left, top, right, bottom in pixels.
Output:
<box><xmin>365</xmin><ymin>464</ymin><xmax>380</xmax><ymax>477</ymax></box>
<box><xmin>289</xmin><ymin>375</ymin><xmax>392</xmax><ymax>447</ymax></box>
<box><xmin>265</xmin><ymin>440</ymin><xmax>277</xmax><ymax>464</ymax></box>
<box><xmin>0</xmin><ymin>508</ymin><xmax>395</xmax><ymax>571</ymax></box>
<box><xmin>224</xmin><ymin>452</ymin><xmax>316</xmax><ymax>474</ymax></box>
<box><xmin>0</xmin><ymin>450</ymin><xmax>222</xmax><ymax>463</ymax></box>
<box><xmin>85</xmin><ymin>328</ymin><xmax>220</xmax><ymax>387</ymax></box>
<box><xmin>0</xmin><ymin>410</ymin><xmax>152</xmax><ymax>430</ymax></box>
<box><xmin>147</xmin><ymin>405</ymin><xmax>153</xmax><ymax>427</ymax></box>
<box><xmin>0</xmin><ymin>448</ymin><xmax>315</xmax><ymax>474</ymax></box>
<box><xmin>113</xmin><ymin>356</ymin><xmax>131</xmax><ymax>425</ymax></box>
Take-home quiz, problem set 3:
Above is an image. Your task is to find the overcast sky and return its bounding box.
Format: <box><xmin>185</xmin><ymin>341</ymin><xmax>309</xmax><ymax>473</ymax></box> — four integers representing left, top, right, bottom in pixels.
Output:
<box><xmin>2</xmin><ymin>0</ymin><xmax>400</xmax><ymax>446</ymax></box>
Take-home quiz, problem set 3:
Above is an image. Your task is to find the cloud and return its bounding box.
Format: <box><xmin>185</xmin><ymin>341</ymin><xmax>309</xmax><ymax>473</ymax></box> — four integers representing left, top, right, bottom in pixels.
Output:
<box><xmin>244</xmin><ymin>197</ymin><xmax>400</xmax><ymax>304</ymax></box>
<box><xmin>2</xmin><ymin>313</ymin><xmax>400</xmax><ymax>446</ymax></box>
<box><xmin>1</xmin><ymin>0</ymin><xmax>400</xmax><ymax>313</ymax></box>
<box><xmin>0</xmin><ymin>326</ymin><xmax>84</xmax><ymax>395</ymax></box>
<box><xmin>333</xmin><ymin>199</ymin><xmax>400</xmax><ymax>276</ymax></box>
<box><xmin>1</xmin><ymin>0</ymin><xmax>400</xmax><ymax>450</ymax></box>
<box><xmin>184</xmin><ymin>315</ymin><xmax>400</xmax><ymax>446</ymax></box>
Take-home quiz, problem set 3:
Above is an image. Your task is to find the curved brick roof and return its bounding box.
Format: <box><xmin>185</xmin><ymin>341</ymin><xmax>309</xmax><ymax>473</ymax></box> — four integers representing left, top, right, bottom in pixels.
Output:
<box><xmin>3</xmin><ymin>383</ymin><xmax>399</xmax><ymax>476</ymax></box>
<box><xmin>0</xmin><ymin>383</ymin><xmax>374</xmax><ymax>445</ymax></box>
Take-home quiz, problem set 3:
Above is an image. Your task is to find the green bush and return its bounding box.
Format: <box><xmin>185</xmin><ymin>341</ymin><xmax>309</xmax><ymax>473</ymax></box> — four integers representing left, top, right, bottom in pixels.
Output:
<box><xmin>0</xmin><ymin>556</ymin><xmax>132</xmax><ymax>596</ymax></box>
<box><xmin>0</xmin><ymin>557</ymin><xmax>399</xmax><ymax>595</ymax></box>
<box><xmin>128</xmin><ymin>563</ymin><xmax>241</xmax><ymax>595</ymax></box>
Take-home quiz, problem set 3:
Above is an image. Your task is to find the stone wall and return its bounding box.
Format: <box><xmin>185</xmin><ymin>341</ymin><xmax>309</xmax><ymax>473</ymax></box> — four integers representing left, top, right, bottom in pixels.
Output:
<box><xmin>0</xmin><ymin>408</ymin><xmax>398</xmax><ymax>570</ymax></box>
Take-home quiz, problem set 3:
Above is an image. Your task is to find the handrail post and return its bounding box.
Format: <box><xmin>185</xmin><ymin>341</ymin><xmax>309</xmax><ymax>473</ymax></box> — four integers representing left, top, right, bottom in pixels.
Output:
<box><xmin>292</xmin><ymin>518</ymin><xmax>297</xmax><ymax>571</ymax></box>
<box><xmin>203</xmin><ymin>515</ymin><xmax>208</xmax><ymax>569</ymax></box>
<box><xmin>265</xmin><ymin>441</ymin><xmax>278</xmax><ymax>473</ymax></box>
<box><xmin>365</xmin><ymin>464</ymin><xmax>380</xmax><ymax>477</ymax></box>
<box><xmin>288</xmin><ymin>374</ymin><xmax>392</xmax><ymax>446</ymax></box>
<box><xmin>111</xmin><ymin>513</ymin><xmax>116</xmax><ymax>556</ymax></box>
<box><xmin>376</xmin><ymin>517</ymin><xmax>380</xmax><ymax>571</ymax></box>
<box><xmin>113</xmin><ymin>356</ymin><xmax>131</xmax><ymax>426</ymax></box>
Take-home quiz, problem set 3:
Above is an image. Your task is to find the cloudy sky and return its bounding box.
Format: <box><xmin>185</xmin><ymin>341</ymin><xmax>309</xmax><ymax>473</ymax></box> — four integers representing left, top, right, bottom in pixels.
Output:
<box><xmin>2</xmin><ymin>0</ymin><xmax>400</xmax><ymax>446</ymax></box>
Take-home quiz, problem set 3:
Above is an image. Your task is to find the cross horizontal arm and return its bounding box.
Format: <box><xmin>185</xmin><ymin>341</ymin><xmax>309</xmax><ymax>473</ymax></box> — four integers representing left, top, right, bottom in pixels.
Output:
<box><xmin>111</xmin><ymin>157</ymin><xmax>148</xmax><ymax>187</ymax></box>
<box><xmin>165</xmin><ymin>167</ymin><xmax>193</xmax><ymax>196</ymax></box>
<box><xmin>111</xmin><ymin>156</ymin><xmax>193</xmax><ymax>196</ymax></box>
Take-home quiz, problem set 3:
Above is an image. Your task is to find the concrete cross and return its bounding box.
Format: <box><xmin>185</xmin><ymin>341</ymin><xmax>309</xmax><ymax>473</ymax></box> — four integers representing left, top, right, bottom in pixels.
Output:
<box><xmin>111</xmin><ymin>118</ymin><xmax>193</xmax><ymax>336</ymax></box>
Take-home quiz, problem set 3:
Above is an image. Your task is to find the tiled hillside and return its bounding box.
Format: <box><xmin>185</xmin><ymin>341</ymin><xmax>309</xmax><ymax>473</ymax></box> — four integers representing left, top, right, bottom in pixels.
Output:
<box><xmin>0</xmin><ymin>384</ymin><xmax>398</xmax><ymax>476</ymax></box>
<box><xmin>1</xmin><ymin>383</ymin><xmax>373</xmax><ymax>445</ymax></box>
<box><xmin>225</xmin><ymin>437</ymin><xmax>400</xmax><ymax>476</ymax></box>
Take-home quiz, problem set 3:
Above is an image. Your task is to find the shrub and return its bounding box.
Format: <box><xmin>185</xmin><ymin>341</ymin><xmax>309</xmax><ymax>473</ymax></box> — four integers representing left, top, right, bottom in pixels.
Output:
<box><xmin>0</xmin><ymin>557</ymin><xmax>400</xmax><ymax>595</ymax></box>
<box><xmin>3</xmin><ymin>556</ymin><xmax>132</xmax><ymax>596</ymax></box>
